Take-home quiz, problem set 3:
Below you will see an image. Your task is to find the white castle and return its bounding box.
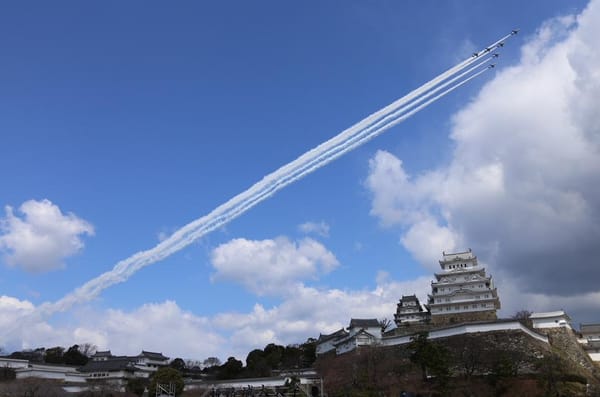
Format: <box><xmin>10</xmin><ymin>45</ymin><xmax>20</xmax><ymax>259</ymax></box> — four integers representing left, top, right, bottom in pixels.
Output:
<box><xmin>426</xmin><ymin>249</ymin><xmax>501</xmax><ymax>325</ymax></box>
<box><xmin>394</xmin><ymin>294</ymin><xmax>428</xmax><ymax>325</ymax></box>
<box><xmin>316</xmin><ymin>248</ymin><xmax>598</xmax><ymax>364</ymax></box>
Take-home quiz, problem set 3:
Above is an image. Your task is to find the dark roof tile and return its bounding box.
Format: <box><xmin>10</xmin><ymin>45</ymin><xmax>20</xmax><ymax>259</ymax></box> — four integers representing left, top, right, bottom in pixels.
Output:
<box><xmin>79</xmin><ymin>357</ymin><xmax>136</xmax><ymax>373</ymax></box>
<box><xmin>139</xmin><ymin>351</ymin><xmax>169</xmax><ymax>360</ymax></box>
<box><xmin>349</xmin><ymin>318</ymin><xmax>379</xmax><ymax>328</ymax></box>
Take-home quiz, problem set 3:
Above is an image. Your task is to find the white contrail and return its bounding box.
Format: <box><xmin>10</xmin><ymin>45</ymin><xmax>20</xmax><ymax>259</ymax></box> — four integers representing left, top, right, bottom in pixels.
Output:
<box><xmin>207</xmin><ymin>67</ymin><xmax>493</xmax><ymax>230</ymax></box>
<box><xmin>278</xmin><ymin>57</ymin><xmax>494</xmax><ymax>183</ymax></box>
<box><xmin>31</xmin><ymin>34</ymin><xmax>511</xmax><ymax>319</ymax></box>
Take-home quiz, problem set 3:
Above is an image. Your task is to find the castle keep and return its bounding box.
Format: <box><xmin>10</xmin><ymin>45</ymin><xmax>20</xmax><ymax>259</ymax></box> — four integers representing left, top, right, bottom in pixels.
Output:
<box><xmin>393</xmin><ymin>249</ymin><xmax>501</xmax><ymax>327</ymax></box>
<box><xmin>426</xmin><ymin>249</ymin><xmax>500</xmax><ymax>325</ymax></box>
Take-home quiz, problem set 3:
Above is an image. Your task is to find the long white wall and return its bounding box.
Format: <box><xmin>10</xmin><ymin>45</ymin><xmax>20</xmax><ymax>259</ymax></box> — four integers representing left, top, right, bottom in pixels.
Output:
<box><xmin>588</xmin><ymin>352</ymin><xmax>600</xmax><ymax>362</ymax></box>
<box><xmin>0</xmin><ymin>357</ymin><xmax>29</xmax><ymax>369</ymax></box>
<box><xmin>379</xmin><ymin>321</ymin><xmax>548</xmax><ymax>347</ymax></box>
<box><xmin>15</xmin><ymin>363</ymin><xmax>86</xmax><ymax>383</ymax></box>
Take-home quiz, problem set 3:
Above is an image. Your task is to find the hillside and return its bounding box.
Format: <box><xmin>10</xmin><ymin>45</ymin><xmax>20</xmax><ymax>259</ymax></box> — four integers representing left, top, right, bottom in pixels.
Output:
<box><xmin>314</xmin><ymin>328</ymin><xmax>600</xmax><ymax>397</ymax></box>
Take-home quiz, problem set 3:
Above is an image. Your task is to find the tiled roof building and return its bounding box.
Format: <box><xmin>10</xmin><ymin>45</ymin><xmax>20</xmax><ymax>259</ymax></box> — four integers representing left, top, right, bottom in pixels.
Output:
<box><xmin>394</xmin><ymin>294</ymin><xmax>429</xmax><ymax>326</ymax></box>
<box><xmin>426</xmin><ymin>249</ymin><xmax>500</xmax><ymax>325</ymax></box>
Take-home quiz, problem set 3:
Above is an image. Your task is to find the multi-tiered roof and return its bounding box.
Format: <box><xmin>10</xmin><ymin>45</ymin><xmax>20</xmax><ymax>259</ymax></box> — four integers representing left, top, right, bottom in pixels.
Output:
<box><xmin>394</xmin><ymin>294</ymin><xmax>428</xmax><ymax>326</ymax></box>
<box><xmin>426</xmin><ymin>249</ymin><xmax>500</xmax><ymax>324</ymax></box>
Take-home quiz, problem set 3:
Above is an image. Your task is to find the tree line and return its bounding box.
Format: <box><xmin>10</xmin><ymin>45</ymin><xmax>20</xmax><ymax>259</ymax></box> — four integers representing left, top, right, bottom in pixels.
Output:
<box><xmin>194</xmin><ymin>339</ymin><xmax>317</xmax><ymax>380</ymax></box>
<box><xmin>8</xmin><ymin>344</ymin><xmax>94</xmax><ymax>366</ymax></box>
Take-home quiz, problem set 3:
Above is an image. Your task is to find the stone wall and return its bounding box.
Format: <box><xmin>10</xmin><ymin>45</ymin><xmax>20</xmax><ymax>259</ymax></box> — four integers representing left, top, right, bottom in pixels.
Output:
<box><xmin>316</xmin><ymin>328</ymin><xmax>600</xmax><ymax>397</ymax></box>
<box><xmin>430</xmin><ymin>310</ymin><xmax>496</xmax><ymax>326</ymax></box>
<box><xmin>546</xmin><ymin>328</ymin><xmax>600</xmax><ymax>377</ymax></box>
<box><xmin>385</xmin><ymin>323</ymin><xmax>432</xmax><ymax>337</ymax></box>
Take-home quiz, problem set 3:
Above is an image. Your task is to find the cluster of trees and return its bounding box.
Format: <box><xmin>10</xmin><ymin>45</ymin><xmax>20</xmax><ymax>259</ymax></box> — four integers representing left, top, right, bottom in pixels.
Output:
<box><xmin>200</xmin><ymin>339</ymin><xmax>317</xmax><ymax>380</ymax></box>
<box><xmin>8</xmin><ymin>344</ymin><xmax>95</xmax><ymax>366</ymax></box>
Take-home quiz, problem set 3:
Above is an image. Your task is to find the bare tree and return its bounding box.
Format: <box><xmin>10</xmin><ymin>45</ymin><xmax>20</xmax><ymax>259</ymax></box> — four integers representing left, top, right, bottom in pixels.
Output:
<box><xmin>78</xmin><ymin>343</ymin><xmax>98</xmax><ymax>357</ymax></box>
<box><xmin>203</xmin><ymin>356</ymin><xmax>221</xmax><ymax>368</ymax></box>
<box><xmin>379</xmin><ymin>318</ymin><xmax>393</xmax><ymax>333</ymax></box>
<box><xmin>186</xmin><ymin>359</ymin><xmax>203</xmax><ymax>369</ymax></box>
<box><xmin>457</xmin><ymin>336</ymin><xmax>486</xmax><ymax>378</ymax></box>
<box><xmin>512</xmin><ymin>310</ymin><xmax>533</xmax><ymax>327</ymax></box>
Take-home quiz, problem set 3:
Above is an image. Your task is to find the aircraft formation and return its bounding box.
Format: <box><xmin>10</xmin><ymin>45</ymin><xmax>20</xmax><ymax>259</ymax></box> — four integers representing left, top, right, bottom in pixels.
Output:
<box><xmin>473</xmin><ymin>28</ymin><xmax>519</xmax><ymax>58</ymax></box>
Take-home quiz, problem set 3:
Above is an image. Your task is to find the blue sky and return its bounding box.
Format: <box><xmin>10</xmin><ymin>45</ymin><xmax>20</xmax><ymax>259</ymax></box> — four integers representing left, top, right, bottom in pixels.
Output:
<box><xmin>2</xmin><ymin>0</ymin><xmax>599</xmax><ymax>361</ymax></box>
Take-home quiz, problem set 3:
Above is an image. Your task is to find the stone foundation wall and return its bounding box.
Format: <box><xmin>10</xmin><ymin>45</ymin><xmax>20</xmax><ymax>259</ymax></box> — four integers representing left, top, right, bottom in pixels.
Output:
<box><xmin>546</xmin><ymin>328</ymin><xmax>600</xmax><ymax>376</ymax></box>
<box><xmin>385</xmin><ymin>323</ymin><xmax>432</xmax><ymax>337</ymax></box>
<box><xmin>430</xmin><ymin>310</ymin><xmax>497</xmax><ymax>326</ymax></box>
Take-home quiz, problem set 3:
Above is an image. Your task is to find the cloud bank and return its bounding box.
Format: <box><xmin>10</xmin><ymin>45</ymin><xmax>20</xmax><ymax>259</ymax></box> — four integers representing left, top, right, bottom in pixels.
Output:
<box><xmin>0</xmin><ymin>272</ymin><xmax>432</xmax><ymax>360</ymax></box>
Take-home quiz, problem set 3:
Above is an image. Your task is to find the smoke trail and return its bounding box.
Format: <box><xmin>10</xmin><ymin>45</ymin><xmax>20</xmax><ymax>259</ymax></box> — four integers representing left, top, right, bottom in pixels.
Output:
<box><xmin>280</xmin><ymin>57</ymin><xmax>494</xmax><ymax>184</ymax></box>
<box><xmin>32</xmin><ymin>34</ymin><xmax>512</xmax><ymax>318</ymax></box>
<box><xmin>208</xmin><ymin>67</ymin><xmax>493</xmax><ymax>229</ymax></box>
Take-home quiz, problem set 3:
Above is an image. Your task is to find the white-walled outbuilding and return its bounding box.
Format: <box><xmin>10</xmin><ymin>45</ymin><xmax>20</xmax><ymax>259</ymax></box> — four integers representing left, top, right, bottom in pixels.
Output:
<box><xmin>530</xmin><ymin>310</ymin><xmax>572</xmax><ymax>329</ymax></box>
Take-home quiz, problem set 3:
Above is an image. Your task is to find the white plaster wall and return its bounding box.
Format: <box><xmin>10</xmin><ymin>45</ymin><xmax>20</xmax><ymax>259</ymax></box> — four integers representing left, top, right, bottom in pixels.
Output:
<box><xmin>316</xmin><ymin>340</ymin><xmax>336</xmax><ymax>355</ymax></box>
<box><xmin>588</xmin><ymin>352</ymin><xmax>600</xmax><ymax>361</ymax></box>
<box><xmin>532</xmin><ymin>317</ymin><xmax>571</xmax><ymax>329</ymax></box>
<box><xmin>380</xmin><ymin>321</ymin><xmax>548</xmax><ymax>347</ymax></box>
<box><xmin>0</xmin><ymin>357</ymin><xmax>28</xmax><ymax>369</ymax></box>
<box><xmin>336</xmin><ymin>340</ymin><xmax>356</xmax><ymax>355</ymax></box>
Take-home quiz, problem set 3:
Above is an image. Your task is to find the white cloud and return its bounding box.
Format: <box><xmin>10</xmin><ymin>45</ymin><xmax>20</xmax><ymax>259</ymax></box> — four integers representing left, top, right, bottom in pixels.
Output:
<box><xmin>298</xmin><ymin>221</ymin><xmax>330</xmax><ymax>237</ymax></box>
<box><xmin>0</xmin><ymin>295</ymin><xmax>70</xmax><ymax>351</ymax></box>
<box><xmin>0</xmin><ymin>295</ymin><xmax>34</xmax><ymax>330</ymax></box>
<box><xmin>400</xmin><ymin>217</ymin><xmax>459</xmax><ymax>272</ymax></box>
<box><xmin>210</xmin><ymin>237</ymin><xmax>339</xmax><ymax>296</ymax></box>
<box><xmin>0</xmin><ymin>199</ymin><xmax>94</xmax><ymax>272</ymax></box>
<box><xmin>91</xmin><ymin>301</ymin><xmax>224</xmax><ymax>359</ymax></box>
<box><xmin>212</xmin><ymin>275</ymin><xmax>432</xmax><ymax>357</ymax></box>
<box><xmin>0</xmin><ymin>298</ymin><xmax>224</xmax><ymax>359</ymax></box>
<box><xmin>365</xmin><ymin>1</ymin><xmax>600</xmax><ymax>322</ymax></box>
<box><xmin>0</xmin><ymin>273</ymin><xmax>434</xmax><ymax>360</ymax></box>
<box><xmin>366</xmin><ymin>150</ymin><xmax>442</xmax><ymax>227</ymax></box>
